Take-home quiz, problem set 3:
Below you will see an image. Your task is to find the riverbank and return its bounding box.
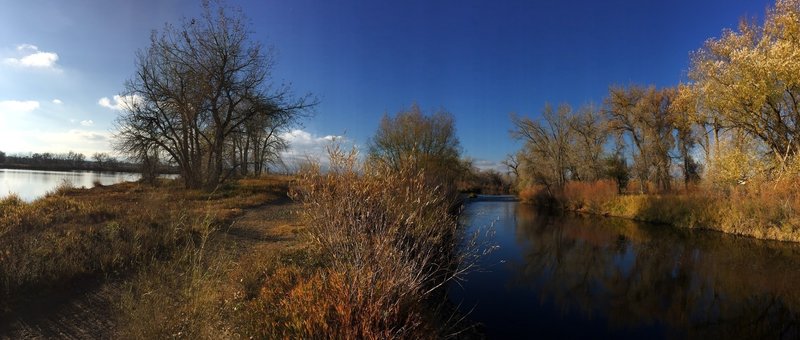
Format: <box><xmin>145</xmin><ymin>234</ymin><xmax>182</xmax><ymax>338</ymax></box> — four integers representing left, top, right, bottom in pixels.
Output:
<box><xmin>0</xmin><ymin>163</ymin><xmax>179</xmax><ymax>174</ymax></box>
<box><xmin>519</xmin><ymin>181</ymin><xmax>800</xmax><ymax>243</ymax></box>
<box><xmin>0</xmin><ymin>176</ymin><xmax>302</xmax><ymax>337</ymax></box>
<box><xmin>1</xmin><ymin>164</ymin><xmax>477</xmax><ymax>337</ymax></box>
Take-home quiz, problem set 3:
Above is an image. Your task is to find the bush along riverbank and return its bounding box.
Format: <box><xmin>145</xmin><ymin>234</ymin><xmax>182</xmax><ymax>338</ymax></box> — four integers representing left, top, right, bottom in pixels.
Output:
<box><xmin>518</xmin><ymin>179</ymin><xmax>800</xmax><ymax>243</ymax></box>
<box><xmin>245</xmin><ymin>147</ymin><xmax>486</xmax><ymax>338</ymax></box>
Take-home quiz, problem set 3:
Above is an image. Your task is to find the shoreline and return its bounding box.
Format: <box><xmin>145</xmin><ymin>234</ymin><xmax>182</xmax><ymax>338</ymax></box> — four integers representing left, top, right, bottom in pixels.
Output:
<box><xmin>516</xmin><ymin>194</ymin><xmax>800</xmax><ymax>244</ymax></box>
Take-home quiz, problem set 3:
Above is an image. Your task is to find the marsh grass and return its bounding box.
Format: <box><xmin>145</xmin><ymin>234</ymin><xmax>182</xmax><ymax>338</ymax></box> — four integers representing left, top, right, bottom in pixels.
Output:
<box><xmin>519</xmin><ymin>179</ymin><xmax>800</xmax><ymax>242</ymax></box>
<box><xmin>238</xmin><ymin>145</ymin><xmax>489</xmax><ymax>338</ymax></box>
<box><xmin>0</xmin><ymin>176</ymin><xmax>291</xmax><ymax>316</ymax></box>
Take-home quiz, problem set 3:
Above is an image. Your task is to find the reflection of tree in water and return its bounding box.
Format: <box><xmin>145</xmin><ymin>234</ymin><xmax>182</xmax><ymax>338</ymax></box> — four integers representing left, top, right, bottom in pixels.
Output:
<box><xmin>511</xmin><ymin>205</ymin><xmax>800</xmax><ymax>338</ymax></box>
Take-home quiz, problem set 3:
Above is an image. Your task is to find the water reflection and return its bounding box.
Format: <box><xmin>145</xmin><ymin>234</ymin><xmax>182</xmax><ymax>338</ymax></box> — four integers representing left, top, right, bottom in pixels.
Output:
<box><xmin>451</xmin><ymin>201</ymin><xmax>800</xmax><ymax>339</ymax></box>
<box><xmin>0</xmin><ymin>169</ymin><xmax>140</xmax><ymax>201</ymax></box>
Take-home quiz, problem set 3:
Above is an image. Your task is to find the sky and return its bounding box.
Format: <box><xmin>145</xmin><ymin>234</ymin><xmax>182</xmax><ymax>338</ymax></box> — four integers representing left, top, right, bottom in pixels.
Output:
<box><xmin>0</xmin><ymin>0</ymin><xmax>774</xmax><ymax>169</ymax></box>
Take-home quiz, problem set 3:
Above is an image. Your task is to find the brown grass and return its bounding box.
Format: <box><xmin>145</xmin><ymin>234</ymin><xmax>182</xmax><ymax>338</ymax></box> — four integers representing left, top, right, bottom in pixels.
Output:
<box><xmin>0</xmin><ymin>175</ymin><xmax>291</xmax><ymax>316</ymax></box>
<box><xmin>236</xmin><ymin>146</ymin><xmax>485</xmax><ymax>339</ymax></box>
<box><xmin>518</xmin><ymin>178</ymin><xmax>800</xmax><ymax>242</ymax></box>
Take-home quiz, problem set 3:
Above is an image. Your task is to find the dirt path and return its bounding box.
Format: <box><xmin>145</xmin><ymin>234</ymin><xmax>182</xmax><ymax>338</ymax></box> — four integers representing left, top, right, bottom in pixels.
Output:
<box><xmin>1</xmin><ymin>200</ymin><xmax>301</xmax><ymax>339</ymax></box>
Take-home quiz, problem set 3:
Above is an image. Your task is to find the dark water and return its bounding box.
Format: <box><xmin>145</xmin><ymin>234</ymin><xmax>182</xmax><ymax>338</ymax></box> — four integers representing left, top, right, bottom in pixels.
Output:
<box><xmin>449</xmin><ymin>198</ymin><xmax>800</xmax><ymax>339</ymax></box>
<box><xmin>0</xmin><ymin>168</ymin><xmax>140</xmax><ymax>201</ymax></box>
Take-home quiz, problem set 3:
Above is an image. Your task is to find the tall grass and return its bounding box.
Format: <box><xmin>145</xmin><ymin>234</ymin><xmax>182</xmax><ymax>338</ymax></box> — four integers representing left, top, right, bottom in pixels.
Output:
<box><xmin>244</xmin><ymin>145</ymin><xmax>486</xmax><ymax>338</ymax></box>
<box><xmin>518</xmin><ymin>178</ymin><xmax>800</xmax><ymax>242</ymax></box>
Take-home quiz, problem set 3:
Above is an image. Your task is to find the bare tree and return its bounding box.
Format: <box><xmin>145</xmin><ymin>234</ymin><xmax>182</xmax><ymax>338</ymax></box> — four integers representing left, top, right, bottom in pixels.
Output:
<box><xmin>569</xmin><ymin>104</ymin><xmax>609</xmax><ymax>181</ymax></box>
<box><xmin>114</xmin><ymin>0</ymin><xmax>313</xmax><ymax>189</ymax></box>
<box><xmin>511</xmin><ymin>103</ymin><xmax>574</xmax><ymax>191</ymax></box>
<box><xmin>605</xmin><ymin>85</ymin><xmax>675</xmax><ymax>192</ymax></box>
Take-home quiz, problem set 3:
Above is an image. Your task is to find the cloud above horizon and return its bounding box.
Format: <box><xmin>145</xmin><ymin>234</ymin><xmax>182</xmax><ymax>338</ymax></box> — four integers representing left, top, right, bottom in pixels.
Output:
<box><xmin>98</xmin><ymin>94</ymin><xmax>141</xmax><ymax>111</ymax></box>
<box><xmin>279</xmin><ymin>129</ymin><xmax>349</xmax><ymax>167</ymax></box>
<box><xmin>3</xmin><ymin>44</ymin><xmax>60</xmax><ymax>70</ymax></box>
<box><xmin>0</xmin><ymin>100</ymin><xmax>40</xmax><ymax>114</ymax></box>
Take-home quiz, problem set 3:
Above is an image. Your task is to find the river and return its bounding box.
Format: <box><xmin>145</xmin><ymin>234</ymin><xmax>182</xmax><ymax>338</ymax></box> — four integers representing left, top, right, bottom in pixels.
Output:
<box><xmin>0</xmin><ymin>168</ymin><xmax>141</xmax><ymax>201</ymax></box>
<box><xmin>450</xmin><ymin>198</ymin><xmax>800</xmax><ymax>339</ymax></box>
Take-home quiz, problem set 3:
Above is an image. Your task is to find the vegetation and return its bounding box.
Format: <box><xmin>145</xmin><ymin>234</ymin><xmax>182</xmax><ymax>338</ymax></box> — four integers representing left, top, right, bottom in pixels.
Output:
<box><xmin>368</xmin><ymin>104</ymin><xmax>466</xmax><ymax>200</ymax></box>
<box><xmin>0</xmin><ymin>150</ymin><xmax>145</xmax><ymax>172</ymax></box>
<box><xmin>113</xmin><ymin>1</ymin><xmax>314</xmax><ymax>190</ymax></box>
<box><xmin>512</xmin><ymin>0</ymin><xmax>800</xmax><ymax>242</ymax></box>
<box><xmin>235</xmin><ymin>146</ymin><xmax>484</xmax><ymax>338</ymax></box>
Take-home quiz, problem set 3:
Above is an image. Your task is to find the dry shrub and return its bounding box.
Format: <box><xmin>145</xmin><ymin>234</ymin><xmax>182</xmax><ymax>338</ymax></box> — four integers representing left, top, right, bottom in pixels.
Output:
<box><xmin>518</xmin><ymin>185</ymin><xmax>550</xmax><ymax>204</ymax></box>
<box><xmin>714</xmin><ymin>179</ymin><xmax>800</xmax><ymax>240</ymax></box>
<box><xmin>624</xmin><ymin>179</ymin><xmax>659</xmax><ymax>194</ymax></box>
<box><xmin>557</xmin><ymin>180</ymin><xmax>618</xmax><ymax>212</ymax></box>
<box><xmin>247</xmin><ymin>145</ymin><xmax>484</xmax><ymax>338</ymax></box>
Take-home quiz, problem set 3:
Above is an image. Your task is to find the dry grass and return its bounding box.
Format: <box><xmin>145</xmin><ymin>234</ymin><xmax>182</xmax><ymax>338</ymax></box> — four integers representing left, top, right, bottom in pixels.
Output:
<box><xmin>519</xmin><ymin>178</ymin><xmax>800</xmax><ymax>242</ymax></box>
<box><xmin>237</xmin><ymin>146</ymin><xmax>485</xmax><ymax>339</ymax></box>
<box><xmin>556</xmin><ymin>180</ymin><xmax>618</xmax><ymax>212</ymax></box>
<box><xmin>0</xmin><ymin>175</ymin><xmax>291</xmax><ymax>316</ymax></box>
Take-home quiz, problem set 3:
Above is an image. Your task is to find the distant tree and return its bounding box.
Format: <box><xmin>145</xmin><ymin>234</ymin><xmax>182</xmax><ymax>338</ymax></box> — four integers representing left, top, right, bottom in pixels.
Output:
<box><xmin>114</xmin><ymin>0</ymin><xmax>312</xmax><ymax>189</ymax></box>
<box><xmin>0</xmin><ymin>150</ymin><xmax>5</xmax><ymax>163</ymax></box>
<box><xmin>568</xmin><ymin>104</ymin><xmax>609</xmax><ymax>181</ymax></box>
<box><xmin>605</xmin><ymin>85</ymin><xmax>675</xmax><ymax>192</ymax></box>
<box><xmin>670</xmin><ymin>85</ymin><xmax>703</xmax><ymax>188</ymax></box>
<box><xmin>502</xmin><ymin>153</ymin><xmax>520</xmax><ymax>182</ymax></box>
<box><xmin>368</xmin><ymin>104</ymin><xmax>464</xmax><ymax>192</ymax></box>
<box><xmin>512</xmin><ymin>103</ymin><xmax>574</xmax><ymax>191</ymax></box>
<box><xmin>604</xmin><ymin>151</ymin><xmax>630</xmax><ymax>193</ymax></box>
<box><xmin>92</xmin><ymin>152</ymin><xmax>109</xmax><ymax>167</ymax></box>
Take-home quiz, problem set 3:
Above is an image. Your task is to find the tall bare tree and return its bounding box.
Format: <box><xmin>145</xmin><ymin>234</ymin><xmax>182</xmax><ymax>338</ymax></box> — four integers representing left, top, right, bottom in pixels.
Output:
<box><xmin>569</xmin><ymin>104</ymin><xmax>609</xmax><ymax>181</ymax></box>
<box><xmin>511</xmin><ymin>103</ymin><xmax>575</xmax><ymax>191</ymax></box>
<box><xmin>605</xmin><ymin>85</ymin><xmax>675</xmax><ymax>192</ymax></box>
<box><xmin>114</xmin><ymin>1</ymin><xmax>312</xmax><ymax>189</ymax></box>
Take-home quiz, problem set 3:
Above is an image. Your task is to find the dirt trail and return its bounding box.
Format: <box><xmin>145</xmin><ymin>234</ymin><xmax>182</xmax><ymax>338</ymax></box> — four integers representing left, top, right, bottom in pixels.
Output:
<box><xmin>1</xmin><ymin>200</ymin><xmax>300</xmax><ymax>339</ymax></box>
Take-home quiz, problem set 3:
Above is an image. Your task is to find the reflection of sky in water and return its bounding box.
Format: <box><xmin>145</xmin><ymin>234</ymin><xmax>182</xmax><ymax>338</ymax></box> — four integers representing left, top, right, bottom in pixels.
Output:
<box><xmin>450</xmin><ymin>201</ymin><xmax>800</xmax><ymax>339</ymax></box>
<box><xmin>0</xmin><ymin>169</ymin><xmax>140</xmax><ymax>201</ymax></box>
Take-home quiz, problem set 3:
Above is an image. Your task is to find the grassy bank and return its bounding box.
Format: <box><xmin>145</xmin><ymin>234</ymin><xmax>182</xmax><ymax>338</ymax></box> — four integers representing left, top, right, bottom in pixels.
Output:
<box><xmin>2</xmin><ymin>155</ymin><xmax>482</xmax><ymax>337</ymax></box>
<box><xmin>519</xmin><ymin>180</ymin><xmax>800</xmax><ymax>243</ymax></box>
<box><xmin>0</xmin><ymin>176</ymin><xmax>292</xmax><ymax>327</ymax></box>
<box><xmin>238</xmin><ymin>149</ymin><xmax>481</xmax><ymax>338</ymax></box>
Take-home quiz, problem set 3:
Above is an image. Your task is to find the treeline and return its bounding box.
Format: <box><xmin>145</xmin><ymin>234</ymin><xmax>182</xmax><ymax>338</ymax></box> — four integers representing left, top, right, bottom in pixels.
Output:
<box><xmin>0</xmin><ymin>150</ymin><xmax>145</xmax><ymax>173</ymax></box>
<box><xmin>511</xmin><ymin>0</ymin><xmax>800</xmax><ymax>242</ymax></box>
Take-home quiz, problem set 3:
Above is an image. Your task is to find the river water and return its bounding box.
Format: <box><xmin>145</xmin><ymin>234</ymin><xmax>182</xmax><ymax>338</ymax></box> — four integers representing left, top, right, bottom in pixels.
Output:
<box><xmin>450</xmin><ymin>198</ymin><xmax>800</xmax><ymax>339</ymax></box>
<box><xmin>0</xmin><ymin>168</ymin><xmax>140</xmax><ymax>201</ymax></box>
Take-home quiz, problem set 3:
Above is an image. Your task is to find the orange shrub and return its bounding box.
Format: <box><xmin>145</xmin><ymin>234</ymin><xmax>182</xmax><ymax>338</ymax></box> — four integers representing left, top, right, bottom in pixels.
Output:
<box><xmin>557</xmin><ymin>180</ymin><xmax>618</xmax><ymax>212</ymax></box>
<box><xmin>518</xmin><ymin>185</ymin><xmax>550</xmax><ymax>204</ymax></box>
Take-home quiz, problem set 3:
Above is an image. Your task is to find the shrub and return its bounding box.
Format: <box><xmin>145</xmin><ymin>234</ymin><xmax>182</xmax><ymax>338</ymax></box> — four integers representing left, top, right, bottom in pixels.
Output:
<box><xmin>248</xmin><ymin>145</ymin><xmax>485</xmax><ymax>338</ymax></box>
<box><xmin>557</xmin><ymin>180</ymin><xmax>618</xmax><ymax>212</ymax></box>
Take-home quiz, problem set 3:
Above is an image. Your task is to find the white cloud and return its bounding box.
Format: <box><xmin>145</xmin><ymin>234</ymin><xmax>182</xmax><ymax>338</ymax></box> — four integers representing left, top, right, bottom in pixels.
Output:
<box><xmin>17</xmin><ymin>44</ymin><xmax>38</xmax><ymax>52</ymax></box>
<box><xmin>80</xmin><ymin>119</ymin><xmax>94</xmax><ymax>127</ymax></box>
<box><xmin>52</xmin><ymin>99</ymin><xmax>62</xmax><ymax>104</ymax></box>
<box><xmin>3</xmin><ymin>44</ymin><xmax>60</xmax><ymax>70</ymax></box>
<box><xmin>0</xmin><ymin>100</ymin><xmax>40</xmax><ymax>114</ymax></box>
<box><xmin>98</xmin><ymin>94</ymin><xmax>142</xmax><ymax>111</ymax></box>
<box><xmin>0</xmin><ymin>128</ymin><xmax>113</xmax><ymax>155</ymax></box>
<box><xmin>472</xmin><ymin>159</ymin><xmax>506</xmax><ymax>172</ymax></box>
<box><xmin>279</xmin><ymin>129</ymin><xmax>348</xmax><ymax>168</ymax></box>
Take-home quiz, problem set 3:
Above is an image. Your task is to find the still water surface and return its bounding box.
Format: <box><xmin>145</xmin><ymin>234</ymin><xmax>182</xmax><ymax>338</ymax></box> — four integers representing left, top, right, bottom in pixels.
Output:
<box><xmin>451</xmin><ymin>199</ymin><xmax>800</xmax><ymax>339</ymax></box>
<box><xmin>0</xmin><ymin>168</ymin><xmax>140</xmax><ymax>201</ymax></box>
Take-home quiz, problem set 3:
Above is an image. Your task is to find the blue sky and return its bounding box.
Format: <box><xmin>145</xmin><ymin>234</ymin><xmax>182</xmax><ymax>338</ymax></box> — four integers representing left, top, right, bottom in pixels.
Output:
<box><xmin>0</xmin><ymin>0</ymin><xmax>773</xmax><ymax>168</ymax></box>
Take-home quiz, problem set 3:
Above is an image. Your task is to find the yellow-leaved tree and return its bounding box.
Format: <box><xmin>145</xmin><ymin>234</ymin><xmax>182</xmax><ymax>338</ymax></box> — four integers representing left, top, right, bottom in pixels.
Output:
<box><xmin>687</xmin><ymin>0</ymin><xmax>800</xmax><ymax>177</ymax></box>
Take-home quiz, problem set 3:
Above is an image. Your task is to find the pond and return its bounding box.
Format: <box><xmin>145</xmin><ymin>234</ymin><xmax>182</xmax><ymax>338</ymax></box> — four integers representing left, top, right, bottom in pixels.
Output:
<box><xmin>450</xmin><ymin>198</ymin><xmax>800</xmax><ymax>339</ymax></box>
<box><xmin>0</xmin><ymin>168</ymin><xmax>141</xmax><ymax>201</ymax></box>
